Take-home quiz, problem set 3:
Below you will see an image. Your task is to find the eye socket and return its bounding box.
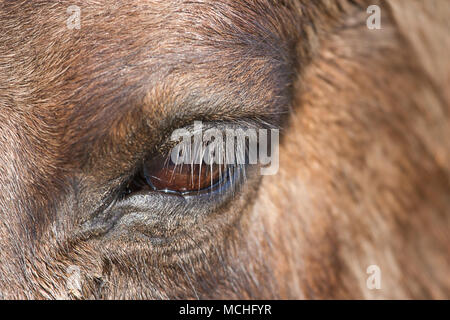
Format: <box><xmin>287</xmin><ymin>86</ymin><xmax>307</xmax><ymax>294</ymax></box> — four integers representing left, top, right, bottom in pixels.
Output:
<box><xmin>143</xmin><ymin>155</ymin><xmax>226</xmax><ymax>194</ymax></box>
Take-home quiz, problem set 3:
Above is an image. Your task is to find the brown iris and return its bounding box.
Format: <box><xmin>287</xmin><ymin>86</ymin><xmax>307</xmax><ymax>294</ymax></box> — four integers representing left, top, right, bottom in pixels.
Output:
<box><xmin>142</xmin><ymin>155</ymin><xmax>226</xmax><ymax>194</ymax></box>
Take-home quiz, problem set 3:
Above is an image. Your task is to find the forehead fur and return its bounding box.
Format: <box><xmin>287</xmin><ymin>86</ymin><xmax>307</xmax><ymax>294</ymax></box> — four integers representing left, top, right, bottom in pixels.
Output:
<box><xmin>1</xmin><ymin>0</ymin><xmax>310</xmax><ymax>166</ymax></box>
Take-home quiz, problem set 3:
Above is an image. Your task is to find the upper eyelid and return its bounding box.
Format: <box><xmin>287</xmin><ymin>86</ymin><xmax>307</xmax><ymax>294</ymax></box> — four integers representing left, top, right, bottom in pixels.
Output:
<box><xmin>143</xmin><ymin>118</ymin><xmax>278</xmax><ymax>175</ymax></box>
<box><xmin>156</xmin><ymin>117</ymin><xmax>279</xmax><ymax>151</ymax></box>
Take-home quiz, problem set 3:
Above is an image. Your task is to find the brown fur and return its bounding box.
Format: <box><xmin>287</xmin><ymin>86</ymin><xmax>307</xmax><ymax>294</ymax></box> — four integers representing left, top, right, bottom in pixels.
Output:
<box><xmin>0</xmin><ymin>0</ymin><xmax>448</xmax><ymax>299</ymax></box>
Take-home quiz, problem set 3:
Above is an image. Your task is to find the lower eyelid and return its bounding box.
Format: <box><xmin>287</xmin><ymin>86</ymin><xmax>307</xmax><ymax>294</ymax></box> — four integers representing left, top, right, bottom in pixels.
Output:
<box><xmin>79</xmin><ymin>163</ymin><xmax>256</xmax><ymax>241</ymax></box>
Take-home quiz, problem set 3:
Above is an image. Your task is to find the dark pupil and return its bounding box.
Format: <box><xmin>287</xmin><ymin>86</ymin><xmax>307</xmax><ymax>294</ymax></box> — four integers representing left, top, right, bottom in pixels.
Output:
<box><xmin>143</xmin><ymin>155</ymin><xmax>226</xmax><ymax>193</ymax></box>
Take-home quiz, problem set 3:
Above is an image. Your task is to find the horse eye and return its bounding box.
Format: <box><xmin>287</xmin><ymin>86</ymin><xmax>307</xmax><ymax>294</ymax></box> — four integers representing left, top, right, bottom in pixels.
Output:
<box><xmin>144</xmin><ymin>155</ymin><xmax>226</xmax><ymax>194</ymax></box>
<box><xmin>123</xmin><ymin>154</ymin><xmax>228</xmax><ymax>197</ymax></box>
